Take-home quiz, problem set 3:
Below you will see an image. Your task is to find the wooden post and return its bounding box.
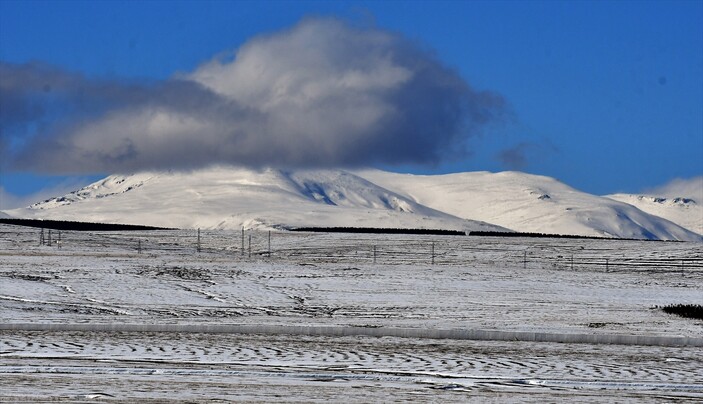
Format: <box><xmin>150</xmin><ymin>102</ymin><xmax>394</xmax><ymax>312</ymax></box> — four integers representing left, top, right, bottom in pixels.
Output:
<box><xmin>431</xmin><ymin>242</ymin><xmax>435</xmax><ymax>265</ymax></box>
<box><xmin>197</xmin><ymin>228</ymin><xmax>201</xmax><ymax>253</ymax></box>
<box><xmin>268</xmin><ymin>231</ymin><xmax>271</xmax><ymax>257</ymax></box>
<box><xmin>523</xmin><ymin>250</ymin><xmax>527</xmax><ymax>269</ymax></box>
<box><xmin>58</xmin><ymin>231</ymin><xmax>61</xmax><ymax>249</ymax></box>
<box><xmin>373</xmin><ymin>245</ymin><xmax>377</xmax><ymax>264</ymax></box>
<box><xmin>39</xmin><ymin>228</ymin><xmax>44</xmax><ymax>246</ymax></box>
<box><xmin>241</xmin><ymin>227</ymin><xmax>244</xmax><ymax>256</ymax></box>
<box><xmin>48</xmin><ymin>229</ymin><xmax>52</xmax><ymax>246</ymax></box>
<box><xmin>571</xmin><ymin>254</ymin><xmax>574</xmax><ymax>270</ymax></box>
<box><xmin>248</xmin><ymin>234</ymin><xmax>251</xmax><ymax>258</ymax></box>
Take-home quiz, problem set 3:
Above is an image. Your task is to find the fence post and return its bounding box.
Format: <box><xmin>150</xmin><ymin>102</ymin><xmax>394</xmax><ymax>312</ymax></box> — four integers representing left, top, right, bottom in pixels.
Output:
<box><xmin>197</xmin><ymin>228</ymin><xmax>201</xmax><ymax>253</ymax></box>
<box><xmin>241</xmin><ymin>227</ymin><xmax>244</xmax><ymax>256</ymax></box>
<box><xmin>39</xmin><ymin>228</ymin><xmax>44</xmax><ymax>246</ymax></box>
<box><xmin>138</xmin><ymin>239</ymin><xmax>142</xmax><ymax>254</ymax></box>
<box><xmin>58</xmin><ymin>231</ymin><xmax>61</xmax><ymax>249</ymax></box>
<box><xmin>48</xmin><ymin>229</ymin><xmax>52</xmax><ymax>246</ymax></box>
<box><xmin>373</xmin><ymin>245</ymin><xmax>377</xmax><ymax>264</ymax></box>
<box><xmin>248</xmin><ymin>234</ymin><xmax>251</xmax><ymax>258</ymax></box>
<box><xmin>571</xmin><ymin>254</ymin><xmax>574</xmax><ymax>270</ymax></box>
<box><xmin>268</xmin><ymin>231</ymin><xmax>271</xmax><ymax>257</ymax></box>
<box><xmin>431</xmin><ymin>242</ymin><xmax>435</xmax><ymax>265</ymax></box>
<box><xmin>523</xmin><ymin>250</ymin><xmax>527</xmax><ymax>269</ymax></box>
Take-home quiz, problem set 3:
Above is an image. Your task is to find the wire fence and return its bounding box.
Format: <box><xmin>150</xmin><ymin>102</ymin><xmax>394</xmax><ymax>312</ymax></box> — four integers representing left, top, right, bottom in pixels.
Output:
<box><xmin>2</xmin><ymin>224</ymin><xmax>702</xmax><ymax>272</ymax></box>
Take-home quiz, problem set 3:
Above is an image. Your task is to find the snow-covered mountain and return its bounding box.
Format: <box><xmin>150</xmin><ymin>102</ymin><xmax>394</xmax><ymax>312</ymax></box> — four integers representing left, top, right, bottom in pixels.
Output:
<box><xmin>3</xmin><ymin>166</ymin><xmax>701</xmax><ymax>241</ymax></box>
<box><xmin>355</xmin><ymin>169</ymin><xmax>701</xmax><ymax>241</ymax></box>
<box><xmin>4</xmin><ymin>167</ymin><xmax>505</xmax><ymax>234</ymax></box>
<box><xmin>605</xmin><ymin>194</ymin><xmax>702</xmax><ymax>236</ymax></box>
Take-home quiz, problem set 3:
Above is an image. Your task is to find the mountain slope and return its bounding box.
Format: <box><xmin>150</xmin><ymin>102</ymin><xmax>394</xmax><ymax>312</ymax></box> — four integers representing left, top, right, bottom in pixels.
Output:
<box><xmin>4</xmin><ymin>167</ymin><xmax>504</xmax><ymax>233</ymax></box>
<box><xmin>605</xmin><ymin>194</ymin><xmax>702</xmax><ymax>236</ymax></box>
<box><xmin>354</xmin><ymin>170</ymin><xmax>701</xmax><ymax>241</ymax></box>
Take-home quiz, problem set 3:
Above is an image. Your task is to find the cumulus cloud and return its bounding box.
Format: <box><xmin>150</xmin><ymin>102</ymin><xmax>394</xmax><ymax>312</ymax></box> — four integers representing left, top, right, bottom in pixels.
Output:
<box><xmin>645</xmin><ymin>176</ymin><xmax>703</xmax><ymax>202</ymax></box>
<box><xmin>2</xmin><ymin>18</ymin><xmax>507</xmax><ymax>174</ymax></box>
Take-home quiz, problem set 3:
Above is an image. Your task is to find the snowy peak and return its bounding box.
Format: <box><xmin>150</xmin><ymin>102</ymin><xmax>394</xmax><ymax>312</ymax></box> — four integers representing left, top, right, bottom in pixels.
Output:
<box><xmin>30</xmin><ymin>173</ymin><xmax>158</xmax><ymax>210</ymax></box>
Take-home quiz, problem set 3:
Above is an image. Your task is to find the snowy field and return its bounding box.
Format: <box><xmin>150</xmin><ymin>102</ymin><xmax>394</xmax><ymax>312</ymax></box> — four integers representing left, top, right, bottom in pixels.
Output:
<box><xmin>1</xmin><ymin>223</ymin><xmax>702</xmax><ymax>402</ymax></box>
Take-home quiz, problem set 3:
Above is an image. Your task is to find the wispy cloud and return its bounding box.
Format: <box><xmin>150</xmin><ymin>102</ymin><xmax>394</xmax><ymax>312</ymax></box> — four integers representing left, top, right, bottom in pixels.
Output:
<box><xmin>1</xmin><ymin>18</ymin><xmax>508</xmax><ymax>174</ymax></box>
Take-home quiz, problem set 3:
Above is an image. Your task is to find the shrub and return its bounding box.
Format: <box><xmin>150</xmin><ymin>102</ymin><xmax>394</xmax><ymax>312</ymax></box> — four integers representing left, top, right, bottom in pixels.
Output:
<box><xmin>661</xmin><ymin>304</ymin><xmax>703</xmax><ymax>320</ymax></box>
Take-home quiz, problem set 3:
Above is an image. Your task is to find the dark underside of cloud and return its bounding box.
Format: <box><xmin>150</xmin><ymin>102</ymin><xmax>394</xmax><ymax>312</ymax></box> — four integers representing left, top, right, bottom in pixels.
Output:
<box><xmin>1</xmin><ymin>18</ymin><xmax>508</xmax><ymax>174</ymax></box>
<box><xmin>496</xmin><ymin>139</ymin><xmax>560</xmax><ymax>171</ymax></box>
<box><xmin>496</xmin><ymin>143</ymin><xmax>529</xmax><ymax>171</ymax></box>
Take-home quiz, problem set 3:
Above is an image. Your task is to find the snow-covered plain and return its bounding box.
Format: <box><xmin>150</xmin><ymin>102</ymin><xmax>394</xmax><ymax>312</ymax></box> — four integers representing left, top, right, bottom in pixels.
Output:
<box><xmin>1</xmin><ymin>223</ymin><xmax>702</xmax><ymax>401</ymax></box>
<box><xmin>4</xmin><ymin>166</ymin><xmax>701</xmax><ymax>241</ymax></box>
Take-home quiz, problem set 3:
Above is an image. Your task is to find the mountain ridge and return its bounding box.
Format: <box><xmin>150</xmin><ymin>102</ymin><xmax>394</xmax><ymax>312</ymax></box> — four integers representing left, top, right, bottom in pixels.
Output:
<box><xmin>6</xmin><ymin>167</ymin><xmax>505</xmax><ymax>234</ymax></box>
<box><xmin>354</xmin><ymin>169</ymin><xmax>701</xmax><ymax>241</ymax></box>
<box><xmin>605</xmin><ymin>193</ymin><xmax>702</xmax><ymax>236</ymax></box>
<box><xmin>3</xmin><ymin>166</ymin><xmax>701</xmax><ymax>242</ymax></box>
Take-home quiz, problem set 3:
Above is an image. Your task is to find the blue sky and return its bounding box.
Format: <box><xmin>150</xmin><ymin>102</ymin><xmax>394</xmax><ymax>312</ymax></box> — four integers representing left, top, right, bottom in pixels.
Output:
<box><xmin>1</xmin><ymin>0</ymin><xmax>701</xmax><ymax>208</ymax></box>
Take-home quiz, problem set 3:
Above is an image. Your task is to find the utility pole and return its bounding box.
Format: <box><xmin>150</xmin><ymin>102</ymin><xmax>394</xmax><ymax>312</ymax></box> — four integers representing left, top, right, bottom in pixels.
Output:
<box><xmin>197</xmin><ymin>228</ymin><xmax>201</xmax><ymax>253</ymax></box>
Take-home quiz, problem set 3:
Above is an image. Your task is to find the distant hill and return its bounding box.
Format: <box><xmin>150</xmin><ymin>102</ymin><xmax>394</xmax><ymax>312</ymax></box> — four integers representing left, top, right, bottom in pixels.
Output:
<box><xmin>355</xmin><ymin>169</ymin><xmax>701</xmax><ymax>241</ymax></box>
<box><xmin>3</xmin><ymin>166</ymin><xmax>700</xmax><ymax>241</ymax></box>
<box><xmin>605</xmin><ymin>194</ymin><xmax>702</xmax><ymax>236</ymax></box>
<box><xmin>3</xmin><ymin>167</ymin><xmax>505</xmax><ymax>234</ymax></box>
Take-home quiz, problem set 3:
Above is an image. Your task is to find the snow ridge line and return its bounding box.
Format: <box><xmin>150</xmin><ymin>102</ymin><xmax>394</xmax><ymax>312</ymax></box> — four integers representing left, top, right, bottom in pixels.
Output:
<box><xmin>1</xmin><ymin>323</ymin><xmax>701</xmax><ymax>347</ymax></box>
